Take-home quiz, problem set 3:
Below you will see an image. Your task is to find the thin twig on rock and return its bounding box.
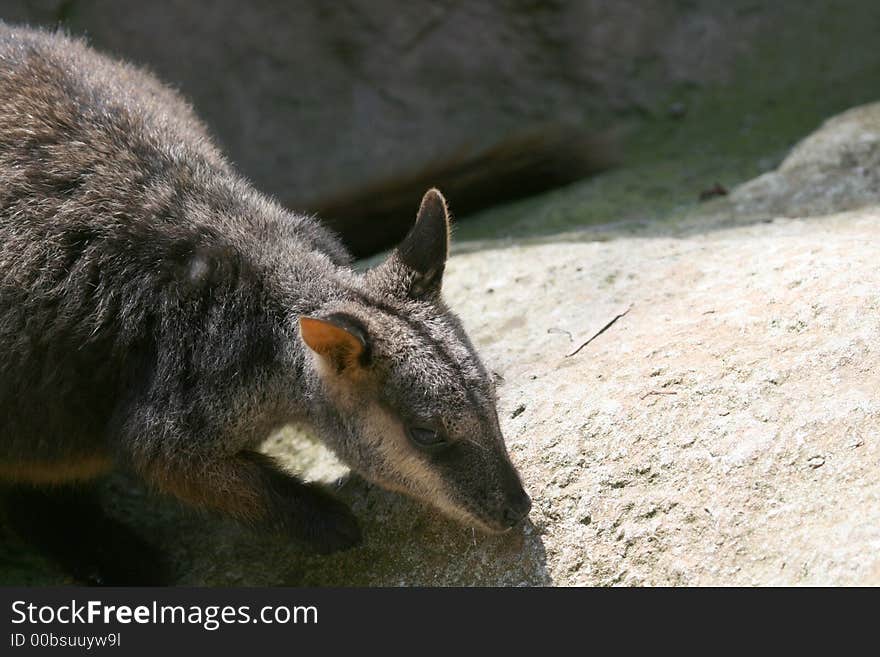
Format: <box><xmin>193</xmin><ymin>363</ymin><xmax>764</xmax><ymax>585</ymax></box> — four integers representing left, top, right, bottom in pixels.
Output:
<box><xmin>640</xmin><ymin>390</ymin><xmax>678</xmax><ymax>400</ymax></box>
<box><xmin>565</xmin><ymin>305</ymin><xmax>632</xmax><ymax>357</ymax></box>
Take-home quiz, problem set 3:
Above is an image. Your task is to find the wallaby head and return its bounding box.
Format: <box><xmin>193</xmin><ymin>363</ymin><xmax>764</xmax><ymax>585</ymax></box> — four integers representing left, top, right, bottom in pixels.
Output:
<box><xmin>299</xmin><ymin>189</ymin><xmax>531</xmax><ymax>533</ymax></box>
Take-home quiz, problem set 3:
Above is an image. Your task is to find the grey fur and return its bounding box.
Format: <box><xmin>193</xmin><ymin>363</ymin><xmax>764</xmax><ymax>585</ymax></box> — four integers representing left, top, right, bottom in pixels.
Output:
<box><xmin>0</xmin><ymin>24</ymin><xmax>529</xmax><ymax>554</ymax></box>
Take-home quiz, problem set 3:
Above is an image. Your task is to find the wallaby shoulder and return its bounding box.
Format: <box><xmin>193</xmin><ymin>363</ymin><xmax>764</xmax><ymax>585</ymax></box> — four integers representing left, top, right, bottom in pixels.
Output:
<box><xmin>0</xmin><ymin>24</ymin><xmax>349</xmax><ymax>463</ymax></box>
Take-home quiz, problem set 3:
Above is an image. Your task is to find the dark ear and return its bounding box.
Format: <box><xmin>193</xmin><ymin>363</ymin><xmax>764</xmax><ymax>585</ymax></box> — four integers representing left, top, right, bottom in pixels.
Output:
<box><xmin>396</xmin><ymin>188</ymin><xmax>451</xmax><ymax>299</ymax></box>
<box><xmin>299</xmin><ymin>314</ymin><xmax>369</xmax><ymax>373</ymax></box>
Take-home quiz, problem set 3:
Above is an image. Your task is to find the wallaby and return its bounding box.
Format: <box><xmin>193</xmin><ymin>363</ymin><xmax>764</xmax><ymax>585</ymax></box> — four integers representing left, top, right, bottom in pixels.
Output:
<box><xmin>0</xmin><ymin>24</ymin><xmax>531</xmax><ymax>583</ymax></box>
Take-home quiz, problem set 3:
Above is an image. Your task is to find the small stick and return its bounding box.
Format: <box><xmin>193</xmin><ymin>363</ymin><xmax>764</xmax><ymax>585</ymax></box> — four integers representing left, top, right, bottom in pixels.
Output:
<box><xmin>565</xmin><ymin>305</ymin><xmax>632</xmax><ymax>357</ymax></box>
<box><xmin>640</xmin><ymin>390</ymin><xmax>678</xmax><ymax>400</ymax></box>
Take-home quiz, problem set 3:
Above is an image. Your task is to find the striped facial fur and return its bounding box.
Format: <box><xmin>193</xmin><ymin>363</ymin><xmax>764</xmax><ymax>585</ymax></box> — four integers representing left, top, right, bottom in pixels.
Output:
<box><xmin>300</xmin><ymin>190</ymin><xmax>531</xmax><ymax>533</ymax></box>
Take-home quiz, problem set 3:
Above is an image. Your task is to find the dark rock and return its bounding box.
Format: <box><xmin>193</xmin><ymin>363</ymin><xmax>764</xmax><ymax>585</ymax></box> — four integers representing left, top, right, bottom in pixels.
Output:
<box><xmin>1</xmin><ymin>2</ymin><xmax>798</xmax><ymax>253</ymax></box>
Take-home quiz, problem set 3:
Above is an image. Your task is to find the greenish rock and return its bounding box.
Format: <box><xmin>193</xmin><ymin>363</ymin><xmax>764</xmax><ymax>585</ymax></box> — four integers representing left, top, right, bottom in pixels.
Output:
<box><xmin>716</xmin><ymin>101</ymin><xmax>880</xmax><ymax>222</ymax></box>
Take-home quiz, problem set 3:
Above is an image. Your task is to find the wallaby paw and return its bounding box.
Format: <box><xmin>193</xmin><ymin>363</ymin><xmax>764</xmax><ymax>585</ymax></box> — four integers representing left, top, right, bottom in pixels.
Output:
<box><xmin>288</xmin><ymin>484</ymin><xmax>362</xmax><ymax>555</ymax></box>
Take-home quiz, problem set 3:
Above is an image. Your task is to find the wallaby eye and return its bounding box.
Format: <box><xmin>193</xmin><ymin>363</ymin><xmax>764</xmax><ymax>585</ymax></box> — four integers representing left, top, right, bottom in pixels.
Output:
<box><xmin>407</xmin><ymin>425</ymin><xmax>448</xmax><ymax>449</ymax></box>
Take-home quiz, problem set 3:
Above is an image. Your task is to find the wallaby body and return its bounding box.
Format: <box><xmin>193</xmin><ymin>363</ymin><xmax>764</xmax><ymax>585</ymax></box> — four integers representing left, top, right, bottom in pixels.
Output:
<box><xmin>0</xmin><ymin>24</ymin><xmax>529</xmax><ymax>581</ymax></box>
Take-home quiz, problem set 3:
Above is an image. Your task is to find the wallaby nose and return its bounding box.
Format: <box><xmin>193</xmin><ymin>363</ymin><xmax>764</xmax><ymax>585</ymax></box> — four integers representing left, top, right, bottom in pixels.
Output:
<box><xmin>502</xmin><ymin>488</ymin><xmax>532</xmax><ymax>528</ymax></box>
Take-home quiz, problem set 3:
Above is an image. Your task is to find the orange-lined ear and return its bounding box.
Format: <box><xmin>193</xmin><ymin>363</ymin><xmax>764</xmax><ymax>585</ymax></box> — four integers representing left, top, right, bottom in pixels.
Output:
<box><xmin>299</xmin><ymin>315</ymin><xmax>367</xmax><ymax>372</ymax></box>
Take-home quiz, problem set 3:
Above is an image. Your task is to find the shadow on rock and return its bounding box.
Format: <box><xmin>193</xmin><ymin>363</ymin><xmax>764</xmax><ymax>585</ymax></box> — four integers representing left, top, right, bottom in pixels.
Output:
<box><xmin>52</xmin><ymin>470</ymin><xmax>552</xmax><ymax>586</ymax></box>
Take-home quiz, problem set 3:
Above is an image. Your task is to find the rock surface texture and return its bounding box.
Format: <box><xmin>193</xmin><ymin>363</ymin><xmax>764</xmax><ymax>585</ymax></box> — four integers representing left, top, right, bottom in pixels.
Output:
<box><xmin>436</xmin><ymin>210</ymin><xmax>880</xmax><ymax>585</ymax></box>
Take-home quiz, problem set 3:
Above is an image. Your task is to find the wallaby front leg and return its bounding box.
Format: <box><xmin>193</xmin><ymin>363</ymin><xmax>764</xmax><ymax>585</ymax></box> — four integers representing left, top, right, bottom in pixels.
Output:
<box><xmin>139</xmin><ymin>450</ymin><xmax>361</xmax><ymax>554</ymax></box>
